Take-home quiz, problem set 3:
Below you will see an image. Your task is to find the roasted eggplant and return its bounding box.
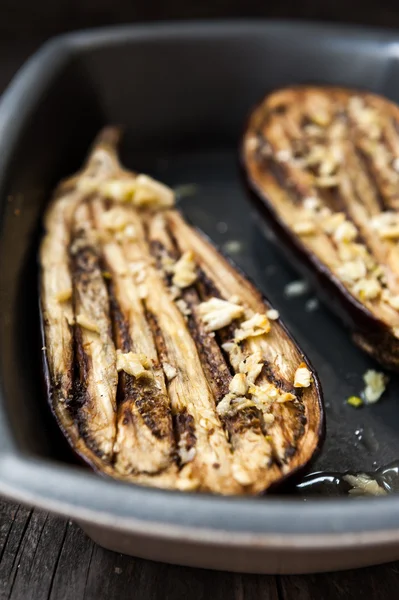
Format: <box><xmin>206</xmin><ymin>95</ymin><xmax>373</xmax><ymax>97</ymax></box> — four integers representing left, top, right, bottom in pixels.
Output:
<box><xmin>40</xmin><ymin>127</ymin><xmax>323</xmax><ymax>495</ymax></box>
<box><xmin>242</xmin><ymin>86</ymin><xmax>399</xmax><ymax>371</ymax></box>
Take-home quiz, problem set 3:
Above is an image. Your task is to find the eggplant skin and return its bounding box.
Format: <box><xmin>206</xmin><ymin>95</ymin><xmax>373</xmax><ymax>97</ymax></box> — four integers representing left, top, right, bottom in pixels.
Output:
<box><xmin>241</xmin><ymin>86</ymin><xmax>399</xmax><ymax>371</ymax></box>
<box><xmin>40</xmin><ymin>127</ymin><xmax>324</xmax><ymax>495</ymax></box>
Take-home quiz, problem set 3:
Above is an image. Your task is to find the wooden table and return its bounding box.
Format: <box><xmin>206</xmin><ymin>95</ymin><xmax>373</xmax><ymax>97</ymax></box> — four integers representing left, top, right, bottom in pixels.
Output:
<box><xmin>1</xmin><ymin>34</ymin><xmax>399</xmax><ymax>600</ymax></box>
<box><xmin>1</xmin><ymin>499</ymin><xmax>399</xmax><ymax>600</ymax></box>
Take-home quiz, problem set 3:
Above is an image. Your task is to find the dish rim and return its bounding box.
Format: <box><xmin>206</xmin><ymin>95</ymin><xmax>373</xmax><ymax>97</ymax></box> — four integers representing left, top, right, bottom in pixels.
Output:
<box><xmin>1</xmin><ymin>20</ymin><xmax>399</xmax><ymax>542</ymax></box>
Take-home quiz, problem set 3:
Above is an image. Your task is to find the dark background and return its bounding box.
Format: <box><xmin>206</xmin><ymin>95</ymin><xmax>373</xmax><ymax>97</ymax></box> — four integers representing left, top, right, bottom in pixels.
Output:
<box><xmin>1</xmin><ymin>0</ymin><xmax>399</xmax><ymax>93</ymax></box>
<box><xmin>1</xmin><ymin>0</ymin><xmax>399</xmax><ymax>40</ymax></box>
<box><xmin>1</xmin><ymin>3</ymin><xmax>399</xmax><ymax>599</ymax></box>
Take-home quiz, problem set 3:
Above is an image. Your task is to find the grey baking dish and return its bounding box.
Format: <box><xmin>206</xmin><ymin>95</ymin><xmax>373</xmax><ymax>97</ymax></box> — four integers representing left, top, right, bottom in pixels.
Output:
<box><xmin>2</xmin><ymin>21</ymin><xmax>399</xmax><ymax>573</ymax></box>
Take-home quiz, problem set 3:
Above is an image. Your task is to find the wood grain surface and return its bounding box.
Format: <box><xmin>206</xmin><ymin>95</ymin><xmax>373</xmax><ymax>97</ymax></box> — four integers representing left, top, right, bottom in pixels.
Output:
<box><xmin>1</xmin><ymin>499</ymin><xmax>399</xmax><ymax>600</ymax></box>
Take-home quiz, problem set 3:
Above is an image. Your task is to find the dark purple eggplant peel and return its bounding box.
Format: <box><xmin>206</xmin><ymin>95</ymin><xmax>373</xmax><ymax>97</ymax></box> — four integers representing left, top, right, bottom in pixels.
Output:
<box><xmin>40</xmin><ymin>127</ymin><xmax>323</xmax><ymax>495</ymax></box>
<box><xmin>242</xmin><ymin>86</ymin><xmax>399</xmax><ymax>371</ymax></box>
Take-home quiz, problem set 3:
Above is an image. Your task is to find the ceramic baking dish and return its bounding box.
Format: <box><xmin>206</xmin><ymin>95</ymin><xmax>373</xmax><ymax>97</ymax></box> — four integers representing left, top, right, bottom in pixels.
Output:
<box><xmin>1</xmin><ymin>21</ymin><xmax>399</xmax><ymax>574</ymax></box>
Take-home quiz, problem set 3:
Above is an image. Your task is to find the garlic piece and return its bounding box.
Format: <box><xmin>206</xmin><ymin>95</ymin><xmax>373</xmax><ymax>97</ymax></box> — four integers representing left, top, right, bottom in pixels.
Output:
<box><xmin>266</xmin><ymin>309</ymin><xmax>279</xmax><ymax>320</ymax></box>
<box><xmin>294</xmin><ymin>363</ymin><xmax>312</xmax><ymax>388</ymax></box>
<box><xmin>336</xmin><ymin>259</ymin><xmax>367</xmax><ymax>283</ymax></box>
<box><xmin>229</xmin><ymin>373</ymin><xmax>248</xmax><ymax>396</ymax></box>
<box><xmin>239</xmin><ymin>351</ymin><xmax>264</xmax><ymax>385</ymax></box>
<box><xmin>362</xmin><ymin>369</ymin><xmax>387</xmax><ymax>404</ymax></box>
<box><xmin>172</xmin><ymin>251</ymin><xmax>197</xmax><ymax>288</ymax></box>
<box><xmin>101</xmin><ymin>207</ymin><xmax>130</xmax><ymax>231</ymax></box>
<box><xmin>198</xmin><ymin>297</ymin><xmax>244</xmax><ymax>332</ymax></box>
<box><xmin>352</xmin><ymin>278</ymin><xmax>381</xmax><ymax>301</ymax></box>
<box><xmin>221</xmin><ymin>342</ymin><xmax>243</xmax><ymax>372</ymax></box>
<box><xmin>163</xmin><ymin>362</ymin><xmax>177</xmax><ymax>382</ymax></box>
<box><xmin>116</xmin><ymin>350</ymin><xmax>153</xmax><ymax>380</ymax></box>
<box><xmin>234</xmin><ymin>313</ymin><xmax>270</xmax><ymax>342</ymax></box>
<box><xmin>333</xmin><ymin>221</ymin><xmax>357</xmax><ymax>243</ymax></box>
<box><xmin>101</xmin><ymin>178</ymin><xmax>137</xmax><ymax>201</ymax></box>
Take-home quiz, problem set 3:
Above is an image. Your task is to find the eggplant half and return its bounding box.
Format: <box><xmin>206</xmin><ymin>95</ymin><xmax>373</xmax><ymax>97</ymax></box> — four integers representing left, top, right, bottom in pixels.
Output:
<box><xmin>40</xmin><ymin>127</ymin><xmax>323</xmax><ymax>495</ymax></box>
<box><xmin>242</xmin><ymin>86</ymin><xmax>399</xmax><ymax>371</ymax></box>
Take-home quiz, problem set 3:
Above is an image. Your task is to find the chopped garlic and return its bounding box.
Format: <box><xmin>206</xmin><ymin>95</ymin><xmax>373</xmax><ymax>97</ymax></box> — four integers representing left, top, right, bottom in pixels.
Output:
<box><xmin>362</xmin><ymin>369</ymin><xmax>387</xmax><ymax>404</ymax></box>
<box><xmin>216</xmin><ymin>393</ymin><xmax>234</xmax><ymax>416</ymax></box>
<box><xmin>266</xmin><ymin>309</ymin><xmax>279</xmax><ymax>320</ymax></box>
<box><xmin>221</xmin><ymin>341</ymin><xmax>243</xmax><ymax>371</ymax></box>
<box><xmin>116</xmin><ymin>350</ymin><xmax>153</xmax><ymax>379</ymax></box>
<box><xmin>101</xmin><ymin>208</ymin><xmax>130</xmax><ymax>231</ymax></box>
<box><xmin>169</xmin><ymin>285</ymin><xmax>180</xmax><ymax>300</ymax></box>
<box><xmin>336</xmin><ymin>259</ymin><xmax>367</xmax><ymax>283</ymax></box>
<box><xmin>161</xmin><ymin>255</ymin><xmax>175</xmax><ymax>274</ymax></box>
<box><xmin>294</xmin><ymin>363</ymin><xmax>312</xmax><ymax>388</ymax></box>
<box><xmin>276</xmin><ymin>149</ymin><xmax>291</xmax><ymax>162</ymax></box>
<box><xmin>382</xmin><ymin>291</ymin><xmax>399</xmax><ymax>310</ymax></box>
<box><xmin>344</xmin><ymin>474</ymin><xmax>386</xmax><ymax>496</ymax></box>
<box><xmin>337</xmin><ymin>244</ymin><xmax>355</xmax><ymax>263</ymax></box>
<box><xmin>129</xmin><ymin>261</ymin><xmax>146</xmax><ymax>275</ymax></box>
<box><xmin>371</xmin><ymin>211</ymin><xmax>399</xmax><ymax>240</ymax></box>
<box><xmin>232</xmin><ymin>463</ymin><xmax>256</xmax><ymax>486</ymax></box>
<box><xmin>278</xmin><ymin>392</ymin><xmax>296</xmax><ymax>403</ymax></box>
<box><xmin>303</xmin><ymin>196</ymin><xmax>320</xmax><ymax>212</ymax></box>
<box><xmin>245</xmin><ymin>135</ymin><xmax>259</xmax><ymax>153</ymax></box>
<box><xmin>313</xmin><ymin>204</ymin><xmax>329</xmax><ymax>219</ymax></box>
<box><xmin>234</xmin><ymin>313</ymin><xmax>270</xmax><ymax>342</ymax></box>
<box><xmin>197</xmin><ymin>297</ymin><xmax>244</xmax><ymax>331</ymax></box>
<box><xmin>248</xmin><ymin>384</ymin><xmax>277</xmax><ymax>405</ymax></box>
<box><xmin>54</xmin><ymin>288</ymin><xmax>72</xmax><ymax>302</ymax></box>
<box><xmin>175</xmin><ymin>298</ymin><xmax>191</xmax><ymax>316</ymax></box>
<box><xmin>377</xmin><ymin>225</ymin><xmax>399</xmax><ymax>240</ymax></box>
<box><xmin>249</xmin><ymin>383</ymin><xmax>295</xmax><ymax>411</ymax></box>
<box><xmin>76</xmin><ymin>314</ymin><xmax>100</xmax><ymax>333</ymax></box>
<box><xmin>284</xmin><ymin>280</ymin><xmax>309</xmax><ymax>297</ymax></box>
<box><xmin>229</xmin><ymin>373</ymin><xmax>248</xmax><ymax>396</ymax></box>
<box><xmin>263</xmin><ymin>413</ymin><xmax>275</xmax><ymax>425</ymax></box>
<box><xmin>216</xmin><ymin>394</ymin><xmax>254</xmax><ymax>417</ymax></box>
<box><xmin>178</xmin><ymin>444</ymin><xmax>196</xmax><ymax>464</ymax></box>
<box><xmin>163</xmin><ymin>362</ymin><xmax>177</xmax><ymax>382</ymax></box>
<box><xmin>293</xmin><ymin>221</ymin><xmax>316</xmax><ymax>236</ymax></box>
<box><xmin>133</xmin><ymin>174</ymin><xmax>174</xmax><ymax>209</ymax></box>
<box><xmin>239</xmin><ymin>351</ymin><xmax>263</xmax><ymax>385</ymax></box>
<box><xmin>333</xmin><ymin>221</ymin><xmax>358</xmax><ymax>243</ymax></box>
<box><xmin>172</xmin><ymin>251</ymin><xmax>197</xmax><ymax>288</ymax></box>
<box><xmin>124</xmin><ymin>224</ymin><xmax>136</xmax><ymax>240</ymax></box>
<box><xmin>321</xmin><ymin>211</ymin><xmax>346</xmax><ymax>234</ymax></box>
<box><xmin>352</xmin><ymin>278</ymin><xmax>381</xmax><ymax>301</ymax></box>
<box><xmin>101</xmin><ymin>178</ymin><xmax>136</xmax><ymax>201</ymax></box>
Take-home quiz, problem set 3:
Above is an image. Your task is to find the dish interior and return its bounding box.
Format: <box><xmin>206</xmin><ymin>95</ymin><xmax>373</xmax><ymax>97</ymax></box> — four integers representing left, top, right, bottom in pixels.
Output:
<box><xmin>2</xmin><ymin>23</ymin><xmax>399</xmax><ymax>494</ymax></box>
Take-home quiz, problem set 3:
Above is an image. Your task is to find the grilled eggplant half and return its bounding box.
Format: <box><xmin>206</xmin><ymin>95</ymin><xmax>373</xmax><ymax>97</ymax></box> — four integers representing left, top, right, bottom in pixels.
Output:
<box><xmin>40</xmin><ymin>127</ymin><xmax>324</xmax><ymax>495</ymax></box>
<box><xmin>242</xmin><ymin>86</ymin><xmax>399</xmax><ymax>371</ymax></box>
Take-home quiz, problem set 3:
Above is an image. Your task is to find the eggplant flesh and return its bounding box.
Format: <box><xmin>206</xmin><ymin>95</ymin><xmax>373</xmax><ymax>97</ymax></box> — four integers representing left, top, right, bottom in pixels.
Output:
<box><xmin>40</xmin><ymin>127</ymin><xmax>323</xmax><ymax>495</ymax></box>
<box><xmin>242</xmin><ymin>86</ymin><xmax>399</xmax><ymax>371</ymax></box>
